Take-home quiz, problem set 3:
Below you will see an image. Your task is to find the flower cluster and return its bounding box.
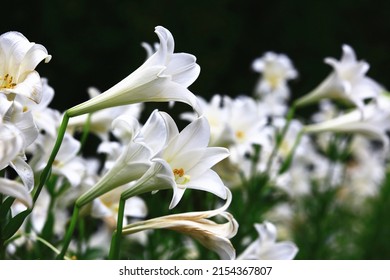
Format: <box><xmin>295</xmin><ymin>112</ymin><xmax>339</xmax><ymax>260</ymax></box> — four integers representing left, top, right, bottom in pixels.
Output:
<box><xmin>1</xmin><ymin>27</ymin><xmax>388</xmax><ymax>260</ymax></box>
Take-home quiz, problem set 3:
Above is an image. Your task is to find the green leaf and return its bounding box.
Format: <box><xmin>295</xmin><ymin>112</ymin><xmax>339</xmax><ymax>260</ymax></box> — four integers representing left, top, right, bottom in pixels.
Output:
<box><xmin>2</xmin><ymin>209</ymin><xmax>31</xmax><ymax>240</ymax></box>
<box><xmin>41</xmin><ymin>211</ymin><xmax>54</xmax><ymax>241</ymax></box>
<box><xmin>0</xmin><ymin>197</ymin><xmax>16</xmax><ymax>222</ymax></box>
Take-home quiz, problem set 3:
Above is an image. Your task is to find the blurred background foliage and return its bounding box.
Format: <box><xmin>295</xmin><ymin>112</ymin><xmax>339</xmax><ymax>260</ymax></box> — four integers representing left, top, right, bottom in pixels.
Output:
<box><xmin>3</xmin><ymin>0</ymin><xmax>390</xmax><ymax>260</ymax></box>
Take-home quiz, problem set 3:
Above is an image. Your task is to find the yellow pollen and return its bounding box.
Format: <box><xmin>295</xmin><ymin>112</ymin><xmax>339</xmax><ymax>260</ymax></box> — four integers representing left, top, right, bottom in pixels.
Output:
<box><xmin>236</xmin><ymin>130</ymin><xmax>245</xmax><ymax>139</ymax></box>
<box><xmin>173</xmin><ymin>168</ymin><xmax>185</xmax><ymax>177</ymax></box>
<box><xmin>0</xmin><ymin>74</ymin><xmax>17</xmax><ymax>89</ymax></box>
<box><xmin>173</xmin><ymin>168</ymin><xmax>191</xmax><ymax>184</ymax></box>
<box><xmin>265</xmin><ymin>73</ymin><xmax>280</xmax><ymax>90</ymax></box>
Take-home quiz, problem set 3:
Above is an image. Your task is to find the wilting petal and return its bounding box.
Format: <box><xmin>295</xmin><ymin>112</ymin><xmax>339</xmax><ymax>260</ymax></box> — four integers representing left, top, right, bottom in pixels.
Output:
<box><xmin>122</xmin><ymin>188</ymin><xmax>238</xmax><ymax>259</ymax></box>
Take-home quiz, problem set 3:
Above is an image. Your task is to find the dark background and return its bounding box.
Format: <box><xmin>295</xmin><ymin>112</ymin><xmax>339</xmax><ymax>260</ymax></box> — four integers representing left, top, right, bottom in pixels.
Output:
<box><xmin>3</xmin><ymin>0</ymin><xmax>390</xmax><ymax>114</ymax></box>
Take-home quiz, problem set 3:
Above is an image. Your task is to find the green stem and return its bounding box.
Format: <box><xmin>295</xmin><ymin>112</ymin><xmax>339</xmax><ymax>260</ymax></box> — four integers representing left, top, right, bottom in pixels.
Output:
<box><xmin>56</xmin><ymin>205</ymin><xmax>79</xmax><ymax>260</ymax></box>
<box><xmin>265</xmin><ymin>104</ymin><xmax>296</xmax><ymax>173</ymax></box>
<box><xmin>33</xmin><ymin>112</ymin><xmax>70</xmax><ymax>205</ymax></box>
<box><xmin>78</xmin><ymin>113</ymin><xmax>92</xmax><ymax>155</ymax></box>
<box><xmin>77</xmin><ymin>219</ymin><xmax>85</xmax><ymax>256</ymax></box>
<box><xmin>278</xmin><ymin>129</ymin><xmax>304</xmax><ymax>174</ymax></box>
<box><xmin>109</xmin><ymin>197</ymin><xmax>126</xmax><ymax>259</ymax></box>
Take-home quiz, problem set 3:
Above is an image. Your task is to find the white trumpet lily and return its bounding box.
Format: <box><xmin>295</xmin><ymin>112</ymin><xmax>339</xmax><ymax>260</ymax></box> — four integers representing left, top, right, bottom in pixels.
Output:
<box><xmin>237</xmin><ymin>221</ymin><xmax>298</xmax><ymax>260</ymax></box>
<box><xmin>67</xmin><ymin>26</ymin><xmax>202</xmax><ymax>117</ymax></box>
<box><xmin>295</xmin><ymin>45</ymin><xmax>384</xmax><ymax>113</ymax></box>
<box><xmin>0</xmin><ymin>31</ymin><xmax>51</xmax><ymax>103</ymax></box>
<box><xmin>121</xmin><ymin>113</ymin><xmax>229</xmax><ymax>209</ymax></box>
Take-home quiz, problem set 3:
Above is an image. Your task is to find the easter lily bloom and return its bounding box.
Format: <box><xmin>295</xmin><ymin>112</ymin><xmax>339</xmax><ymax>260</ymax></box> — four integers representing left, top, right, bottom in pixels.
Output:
<box><xmin>0</xmin><ymin>31</ymin><xmax>51</xmax><ymax>103</ymax></box>
<box><xmin>122</xmin><ymin>188</ymin><xmax>238</xmax><ymax>260</ymax></box>
<box><xmin>237</xmin><ymin>221</ymin><xmax>298</xmax><ymax>260</ymax></box>
<box><xmin>121</xmin><ymin>113</ymin><xmax>229</xmax><ymax>209</ymax></box>
<box><xmin>67</xmin><ymin>26</ymin><xmax>202</xmax><ymax>117</ymax></box>
<box><xmin>295</xmin><ymin>45</ymin><xmax>383</xmax><ymax>113</ymax></box>
<box><xmin>252</xmin><ymin>52</ymin><xmax>298</xmax><ymax>99</ymax></box>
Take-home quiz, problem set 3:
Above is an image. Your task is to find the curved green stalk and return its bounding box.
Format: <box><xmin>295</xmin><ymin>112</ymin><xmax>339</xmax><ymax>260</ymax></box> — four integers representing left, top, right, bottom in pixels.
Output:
<box><xmin>109</xmin><ymin>197</ymin><xmax>126</xmax><ymax>259</ymax></box>
<box><xmin>78</xmin><ymin>113</ymin><xmax>92</xmax><ymax>155</ymax></box>
<box><xmin>56</xmin><ymin>205</ymin><xmax>79</xmax><ymax>260</ymax></box>
<box><xmin>33</xmin><ymin>112</ymin><xmax>70</xmax><ymax>205</ymax></box>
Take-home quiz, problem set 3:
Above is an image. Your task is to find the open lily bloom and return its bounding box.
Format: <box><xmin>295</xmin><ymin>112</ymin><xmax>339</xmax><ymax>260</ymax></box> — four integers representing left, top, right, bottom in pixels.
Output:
<box><xmin>0</xmin><ymin>31</ymin><xmax>51</xmax><ymax>103</ymax></box>
<box><xmin>122</xmin><ymin>188</ymin><xmax>238</xmax><ymax>260</ymax></box>
<box><xmin>121</xmin><ymin>113</ymin><xmax>230</xmax><ymax>209</ymax></box>
<box><xmin>237</xmin><ymin>221</ymin><xmax>298</xmax><ymax>260</ymax></box>
<box><xmin>295</xmin><ymin>45</ymin><xmax>384</xmax><ymax>113</ymax></box>
<box><xmin>67</xmin><ymin>26</ymin><xmax>202</xmax><ymax>117</ymax></box>
<box><xmin>252</xmin><ymin>52</ymin><xmax>298</xmax><ymax>99</ymax></box>
<box><xmin>303</xmin><ymin>94</ymin><xmax>390</xmax><ymax>151</ymax></box>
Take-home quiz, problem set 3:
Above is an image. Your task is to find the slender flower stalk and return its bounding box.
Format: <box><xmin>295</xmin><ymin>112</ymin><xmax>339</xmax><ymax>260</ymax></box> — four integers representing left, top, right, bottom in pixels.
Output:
<box><xmin>108</xmin><ymin>197</ymin><xmax>126</xmax><ymax>260</ymax></box>
<box><xmin>33</xmin><ymin>112</ymin><xmax>69</xmax><ymax>204</ymax></box>
<box><xmin>265</xmin><ymin>104</ymin><xmax>296</xmax><ymax>174</ymax></box>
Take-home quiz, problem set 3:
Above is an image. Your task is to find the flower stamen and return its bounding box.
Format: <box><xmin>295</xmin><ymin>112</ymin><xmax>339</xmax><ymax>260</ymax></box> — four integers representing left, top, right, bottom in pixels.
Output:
<box><xmin>173</xmin><ymin>168</ymin><xmax>191</xmax><ymax>185</ymax></box>
<box><xmin>0</xmin><ymin>74</ymin><xmax>17</xmax><ymax>89</ymax></box>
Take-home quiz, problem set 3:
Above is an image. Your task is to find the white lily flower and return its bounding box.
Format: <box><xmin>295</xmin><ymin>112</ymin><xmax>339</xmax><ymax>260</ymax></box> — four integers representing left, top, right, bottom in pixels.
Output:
<box><xmin>1</xmin><ymin>94</ymin><xmax>38</xmax><ymax>194</ymax></box>
<box><xmin>226</xmin><ymin>96</ymin><xmax>271</xmax><ymax>150</ymax></box>
<box><xmin>0</xmin><ymin>31</ymin><xmax>51</xmax><ymax>103</ymax></box>
<box><xmin>122</xmin><ymin>113</ymin><xmax>230</xmax><ymax>209</ymax></box>
<box><xmin>252</xmin><ymin>52</ymin><xmax>298</xmax><ymax>99</ymax></box>
<box><xmin>67</xmin><ymin>26</ymin><xmax>202</xmax><ymax>117</ymax></box>
<box><xmin>136</xmin><ymin>112</ymin><xmax>229</xmax><ymax>209</ymax></box>
<box><xmin>303</xmin><ymin>94</ymin><xmax>390</xmax><ymax>151</ymax></box>
<box><xmin>237</xmin><ymin>221</ymin><xmax>298</xmax><ymax>260</ymax></box>
<box><xmin>295</xmin><ymin>45</ymin><xmax>384</xmax><ymax>112</ymax></box>
<box><xmin>76</xmin><ymin>111</ymin><xmax>167</xmax><ymax>207</ymax></box>
<box><xmin>122</xmin><ymin>188</ymin><xmax>238</xmax><ymax>260</ymax></box>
